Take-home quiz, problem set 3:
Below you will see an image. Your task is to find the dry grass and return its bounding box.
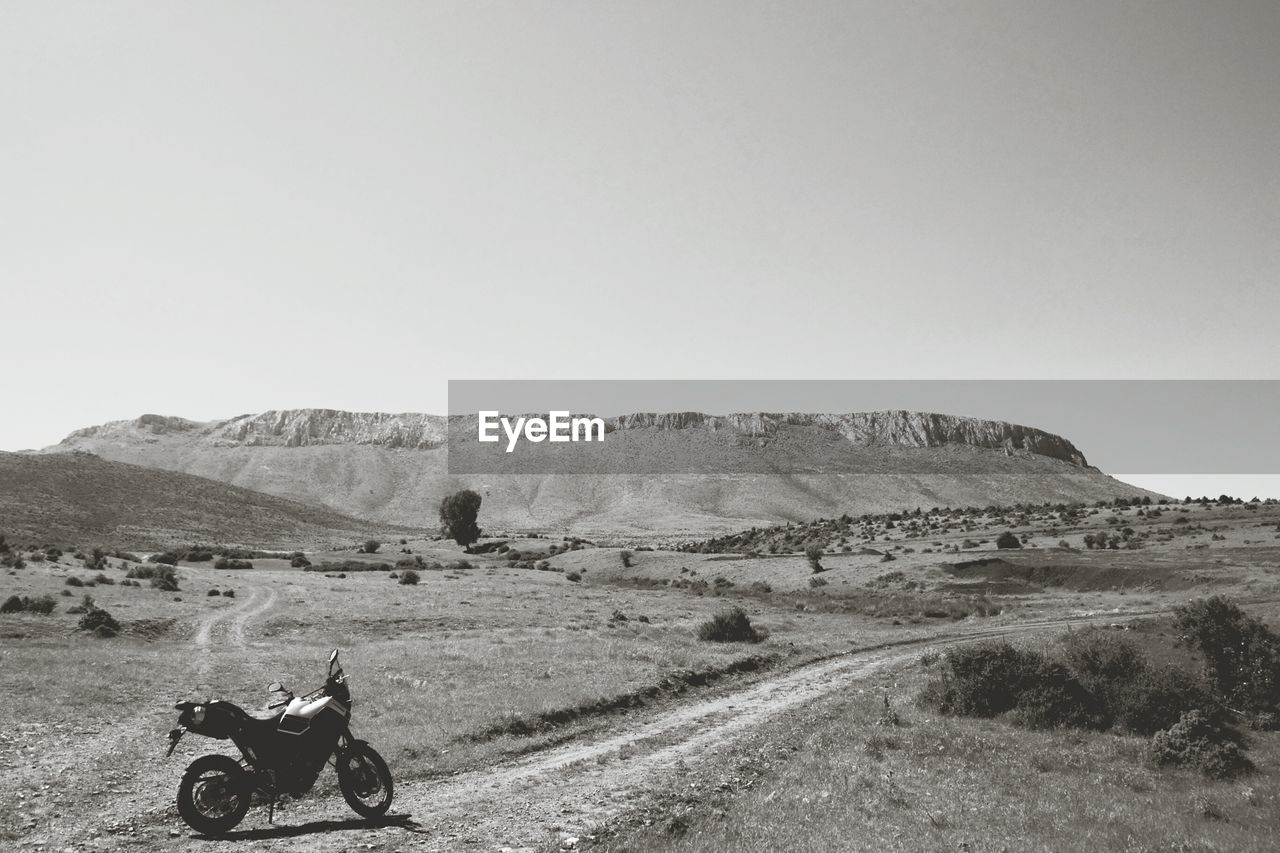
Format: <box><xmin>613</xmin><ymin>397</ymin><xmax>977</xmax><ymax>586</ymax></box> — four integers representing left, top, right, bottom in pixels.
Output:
<box><xmin>597</xmin><ymin>668</ymin><xmax>1280</xmax><ymax>853</ymax></box>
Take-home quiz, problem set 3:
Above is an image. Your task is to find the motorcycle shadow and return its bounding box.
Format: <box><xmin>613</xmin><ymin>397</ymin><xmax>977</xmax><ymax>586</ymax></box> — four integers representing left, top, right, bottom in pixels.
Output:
<box><xmin>195</xmin><ymin>813</ymin><xmax>423</xmax><ymax>841</ymax></box>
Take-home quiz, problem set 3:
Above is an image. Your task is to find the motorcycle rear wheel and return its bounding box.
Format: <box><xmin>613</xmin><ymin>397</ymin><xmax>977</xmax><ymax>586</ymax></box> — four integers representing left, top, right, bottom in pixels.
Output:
<box><xmin>337</xmin><ymin>740</ymin><xmax>394</xmax><ymax>818</ymax></box>
<box><xmin>176</xmin><ymin>754</ymin><xmax>252</xmax><ymax>835</ymax></box>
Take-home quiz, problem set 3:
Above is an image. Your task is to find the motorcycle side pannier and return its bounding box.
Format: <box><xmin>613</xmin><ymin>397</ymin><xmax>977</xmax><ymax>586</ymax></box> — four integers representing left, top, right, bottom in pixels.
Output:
<box><xmin>177</xmin><ymin>701</ymin><xmax>242</xmax><ymax>740</ymax></box>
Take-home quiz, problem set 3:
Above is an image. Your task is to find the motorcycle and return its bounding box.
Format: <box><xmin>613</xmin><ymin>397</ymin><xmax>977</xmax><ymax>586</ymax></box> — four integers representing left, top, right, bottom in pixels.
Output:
<box><xmin>166</xmin><ymin>648</ymin><xmax>394</xmax><ymax>834</ymax></box>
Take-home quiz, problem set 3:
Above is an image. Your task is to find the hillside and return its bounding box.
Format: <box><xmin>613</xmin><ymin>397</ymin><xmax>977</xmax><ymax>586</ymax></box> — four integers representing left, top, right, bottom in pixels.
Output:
<box><xmin>38</xmin><ymin>409</ymin><xmax>1159</xmax><ymax>536</ymax></box>
<box><xmin>0</xmin><ymin>451</ymin><xmax>421</xmax><ymax>549</ymax></box>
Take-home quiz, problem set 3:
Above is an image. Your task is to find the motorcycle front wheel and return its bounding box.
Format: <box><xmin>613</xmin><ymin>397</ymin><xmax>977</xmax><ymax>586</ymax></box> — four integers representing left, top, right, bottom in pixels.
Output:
<box><xmin>337</xmin><ymin>740</ymin><xmax>394</xmax><ymax>818</ymax></box>
<box><xmin>176</xmin><ymin>754</ymin><xmax>252</xmax><ymax>835</ymax></box>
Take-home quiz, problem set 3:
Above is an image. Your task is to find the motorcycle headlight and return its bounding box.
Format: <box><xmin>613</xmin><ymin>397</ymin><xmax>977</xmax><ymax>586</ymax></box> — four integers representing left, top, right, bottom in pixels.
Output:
<box><xmin>191</xmin><ymin>705</ymin><xmax>206</xmax><ymax>725</ymax></box>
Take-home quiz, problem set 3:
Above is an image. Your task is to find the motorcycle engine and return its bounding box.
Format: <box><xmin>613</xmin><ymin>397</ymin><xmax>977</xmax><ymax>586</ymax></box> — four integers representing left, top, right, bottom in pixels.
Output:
<box><xmin>276</xmin><ymin>755</ymin><xmax>327</xmax><ymax>794</ymax></box>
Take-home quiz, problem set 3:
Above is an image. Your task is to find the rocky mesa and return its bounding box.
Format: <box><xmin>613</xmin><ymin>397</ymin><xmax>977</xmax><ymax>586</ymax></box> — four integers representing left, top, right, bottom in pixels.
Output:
<box><xmin>39</xmin><ymin>408</ymin><xmax>1145</xmax><ymax>536</ymax></box>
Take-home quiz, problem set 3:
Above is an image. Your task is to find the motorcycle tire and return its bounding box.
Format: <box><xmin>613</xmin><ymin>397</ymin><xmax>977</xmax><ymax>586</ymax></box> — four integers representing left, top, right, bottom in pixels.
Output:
<box><xmin>176</xmin><ymin>754</ymin><xmax>252</xmax><ymax>835</ymax></box>
<box><xmin>337</xmin><ymin>740</ymin><xmax>394</xmax><ymax>818</ymax></box>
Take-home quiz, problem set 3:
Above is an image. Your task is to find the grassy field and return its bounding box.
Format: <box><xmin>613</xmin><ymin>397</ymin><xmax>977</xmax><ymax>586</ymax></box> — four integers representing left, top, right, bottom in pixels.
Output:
<box><xmin>3</xmin><ymin>500</ymin><xmax>1280</xmax><ymax>848</ymax></box>
<box><xmin>592</xmin><ymin>611</ymin><xmax>1280</xmax><ymax>853</ymax></box>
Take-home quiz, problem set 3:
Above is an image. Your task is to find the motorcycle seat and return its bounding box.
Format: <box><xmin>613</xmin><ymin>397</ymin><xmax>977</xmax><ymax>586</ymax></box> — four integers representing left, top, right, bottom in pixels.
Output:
<box><xmin>239</xmin><ymin>709</ymin><xmax>285</xmax><ymax>741</ymax></box>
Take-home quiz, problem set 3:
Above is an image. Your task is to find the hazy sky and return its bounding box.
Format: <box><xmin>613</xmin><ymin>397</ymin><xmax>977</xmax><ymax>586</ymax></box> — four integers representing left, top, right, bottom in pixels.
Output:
<box><xmin>2</xmin><ymin>2</ymin><xmax>1277</xmax><ymax>495</ymax></box>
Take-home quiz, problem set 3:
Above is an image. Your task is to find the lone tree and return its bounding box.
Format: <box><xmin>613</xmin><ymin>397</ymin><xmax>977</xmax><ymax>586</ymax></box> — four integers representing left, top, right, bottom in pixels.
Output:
<box><xmin>439</xmin><ymin>489</ymin><xmax>483</xmax><ymax>551</ymax></box>
<box><xmin>996</xmin><ymin>531</ymin><xmax>1022</xmax><ymax>550</ymax></box>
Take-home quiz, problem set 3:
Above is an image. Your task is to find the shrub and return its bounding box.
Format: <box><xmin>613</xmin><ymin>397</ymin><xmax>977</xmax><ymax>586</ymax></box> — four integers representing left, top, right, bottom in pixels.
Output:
<box><xmin>996</xmin><ymin>531</ymin><xmax>1022</xmax><ymax>549</ymax></box>
<box><xmin>921</xmin><ymin>642</ymin><xmax>1078</xmax><ymax>720</ymax></box>
<box><xmin>222</xmin><ymin>589</ymin><xmax>235</xmax><ymax>597</ymax></box>
<box><xmin>148</xmin><ymin>552</ymin><xmax>180</xmax><ymax>566</ymax></box>
<box><xmin>809</xmin><ymin>575</ymin><xmax>827</xmax><ymax>588</ymax></box>
<box><xmin>207</xmin><ymin>588</ymin><xmax>221</xmax><ymax>596</ymax></box>
<box><xmin>399</xmin><ymin>569</ymin><xmax>420</xmax><ymax>585</ymax></box>
<box><xmin>213</xmin><ymin>557</ymin><xmax>254</xmax><ymax>570</ymax></box>
<box><xmin>65</xmin><ymin>576</ymin><xmax>84</xmax><ymax>587</ymax></box>
<box><xmin>804</xmin><ymin>543</ymin><xmax>824</xmax><ymax>573</ymax></box>
<box><xmin>1009</xmin><ymin>662</ymin><xmax>1098</xmax><ymax>730</ymax></box>
<box><xmin>93</xmin><ymin>573</ymin><xmax>113</xmax><ymax>585</ymax></box>
<box><xmin>305</xmin><ymin>560</ymin><xmax>392</xmax><ymax>573</ymax></box>
<box><xmin>1174</xmin><ymin>596</ymin><xmax>1280</xmax><ymax>726</ymax></box>
<box><xmin>67</xmin><ymin>594</ymin><xmax>96</xmax><ymax>614</ymax></box>
<box><xmin>1114</xmin><ymin>665</ymin><xmax>1212</xmax><ymax>736</ymax></box>
<box><xmin>24</xmin><ymin>595</ymin><xmax>56</xmax><ymax>615</ymax></box>
<box><xmin>565</xmin><ymin>571</ymin><xmax>582</xmax><ymax>583</ymax></box>
<box><xmin>1</xmin><ymin>595</ymin><xmax>25</xmax><ymax>613</ymax></box>
<box><xmin>290</xmin><ymin>554</ymin><xmax>311</xmax><ymax>568</ymax></box>
<box><xmin>1059</xmin><ymin>629</ymin><xmax>1148</xmax><ymax>724</ymax></box>
<box><xmin>78</xmin><ymin>607</ymin><xmax>120</xmax><ymax>634</ymax></box>
<box><xmin>1150</xmin><ymin>709</ymin><xmax>1253</xmax><ymax>778</ymax></box>
<box><xmin>362</xmin><ymin>540</ymin><xmax>381</xmax><ymax>554</ymax></box>
<box><xmin>135</xmin><ymin>565</ymin><xmax>181</xmax><ymax>591</ymax></box>
<box><xmin>185</xmin><ymin>549</ymin><xmax>214</xmax><ymax>562</ymax></box>
<box><xmin>697</xmin><ymin>607</ymin><xmax>767</xmax><ymax>643</ymax></box>
<box><xmin>620</xmin><ymin>549</ymin><xmax>634</xmax><ymax>568</ymax></box>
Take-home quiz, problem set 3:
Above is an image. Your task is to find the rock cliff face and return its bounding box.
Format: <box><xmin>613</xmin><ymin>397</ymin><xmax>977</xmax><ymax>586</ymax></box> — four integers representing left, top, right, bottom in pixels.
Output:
<box><xmin>601</xmin><ymin>411</ymin><xmax>1087</xmax><ymax>467</ymax></box>
<box><xmin>64</xmin><ymin>410</ymin><xmax>449</xmax><ymax>450</ymax></box>
<box><xmin>59</xmin><ymin>409</ymin><xmax>1086</xmax><ymax>465</ymax></box>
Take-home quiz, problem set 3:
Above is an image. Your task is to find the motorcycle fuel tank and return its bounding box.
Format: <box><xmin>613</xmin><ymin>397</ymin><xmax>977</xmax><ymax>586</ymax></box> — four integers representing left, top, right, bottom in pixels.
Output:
<box><xmin>279</xmin><ymin>695</ymin><xmax>348</xmax><ymax>735</ymax></box>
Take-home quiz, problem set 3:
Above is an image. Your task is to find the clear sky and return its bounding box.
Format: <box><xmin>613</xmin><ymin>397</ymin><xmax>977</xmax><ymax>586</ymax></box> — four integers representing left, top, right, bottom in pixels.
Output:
<box><xmin>2</xmin><ymin>2</ymin><xmax>1277</xmax><ymax>495</ymax></box>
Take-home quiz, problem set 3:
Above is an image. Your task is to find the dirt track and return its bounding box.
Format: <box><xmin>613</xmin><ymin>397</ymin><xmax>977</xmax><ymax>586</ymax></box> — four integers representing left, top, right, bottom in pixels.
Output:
<box><xmin>29</xmin><ymin>600</ymin><xmax>1150</xmax><ymax>853</ymax></box>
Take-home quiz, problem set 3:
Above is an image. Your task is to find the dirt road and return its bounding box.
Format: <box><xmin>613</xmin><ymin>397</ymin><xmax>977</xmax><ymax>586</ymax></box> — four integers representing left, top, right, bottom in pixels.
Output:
<box><xmin>78</xmin><ymin>610</ymin><xmax>1144</xmax><ymax>853</ymax></box>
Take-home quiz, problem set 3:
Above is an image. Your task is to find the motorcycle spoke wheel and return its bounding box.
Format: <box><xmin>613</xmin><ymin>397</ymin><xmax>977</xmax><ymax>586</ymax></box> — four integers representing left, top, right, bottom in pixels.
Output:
<box><xmin>337</xmin><ymin>741</ymin><xmax>394</xmax><ymax>818</ymax></box>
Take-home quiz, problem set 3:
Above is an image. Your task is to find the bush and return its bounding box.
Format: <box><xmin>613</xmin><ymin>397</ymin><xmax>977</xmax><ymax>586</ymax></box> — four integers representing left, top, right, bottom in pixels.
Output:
<box><xmin>1150</xmin><ymin>709</ymin><xmax>1253</xmax><ymax>778</ymax></box>
<box><xmin>65</xmin><ymin>576</ymin><xmax>84</xmax><ymax>587</ymax></box>
<box><xmin>78</xmin><ymin>607</ymin><xmax>120</xmax><ymax>634</ymax></box>
<box><xmin>921</xmin><ymin>642</ymin><xmax>1083</xmax><ymax>721</ymax></box>
<box><xmin>148</xmin><ymin>552</ymin><xmax>180</xmax><ymax>566</ymax></box>
<box><xmin>996</xmin><ymin>531</ymin><xmax>1022</xmax><ymax>549</ymax></box>
<box><xmin>1009</xmin><ymin>662</ymin><xmax>1098</xmax><ymax>730</ymax></box>
<box><xmin>24</xmin><ymin>595</ymin><xmax>56</xmax><ymax>615</ymax></box>
<box><xmin>1114</xmin><ymin>665</ymin><xmax>1212</xmax><ymax>736</ymax></box>
<box><xmin>213</xmin><ymin>557</ymin><xmax>254</xmax><ymax>570</ymax></box>
<box><xmin>290</xmin><ymin>554</ymin><xmax>311</xmax><ymax>568</ymax></box>
<box><xmin>305</xmin><ymin>560</ymin><xmax>392</xmax><ymax>573</ymax></box>
<box><xmin>1059</xmin><ymin>629</ymin><xmax>1148</xmax><ymax>724</ymax></box>
<box><xmin>207</xmin><ymin>588</ymin><xmax>221</xmax><ymax>596</ymax></box>
<box><xmin>185</xmin><ymin>549</ymin><xmax>214</xmax><ymax>562</ymax></box>
<box><xmin>362</xmin><ymin>540</ymin><xmax>381</xmax><ymax>554</ymax></box>
<box><xmin>565</xmin><ymin>571</ymin><xmax>582</xmax><ymax>583</ymax></box>
<box><xmin>1174</xmin><ymin>596</ymin><xmax>1280</xmax><ymax>726</ymax></box>
<box><xmin>1</xmin><ymin>594</ymin><xmax>25</xmax><ymax>613</ymax></box>
<box><xmin>805</xmin><ymin>543</ymin><xmax>824</xmax><ymax>573</ymax></box>
<box><xmin>222</xmin><ymin>589</ymin><xmax>235</xmax><ymax>597</ymax></box>
<box><xmin>67</xmin><ymin>594</ymin><xmax>96</xmax><ymax>614</ymax></box>
<box><xmin>132</xmin><ymin>565</ymin><xmax>181</xmax><ymax>591</ymax></box>
<box><xmin>399</xmin><ymin>569</ymin><xmax>420</xmax><ymax>585</ymax></box>
<box><xmin>697</xmin><ymin>607</ymin><xmax>767</xmax><ymax>643</ymax></box>
<box><xmin>620</xmin><ymin>549</ymin><xmax>634</xmax><ymax>568</ymax></box>
<box><xmin>93</xmin><ymin>573</ymin><xmax>113</xmax><ymax>585</ymax></box>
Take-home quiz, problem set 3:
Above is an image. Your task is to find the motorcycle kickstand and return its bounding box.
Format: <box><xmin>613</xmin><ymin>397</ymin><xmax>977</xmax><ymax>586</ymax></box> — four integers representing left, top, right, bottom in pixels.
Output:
<box><xmin>265</xmin><ymin>776</ymin><xmax>279</xmax><ymax>825</ymax></box>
